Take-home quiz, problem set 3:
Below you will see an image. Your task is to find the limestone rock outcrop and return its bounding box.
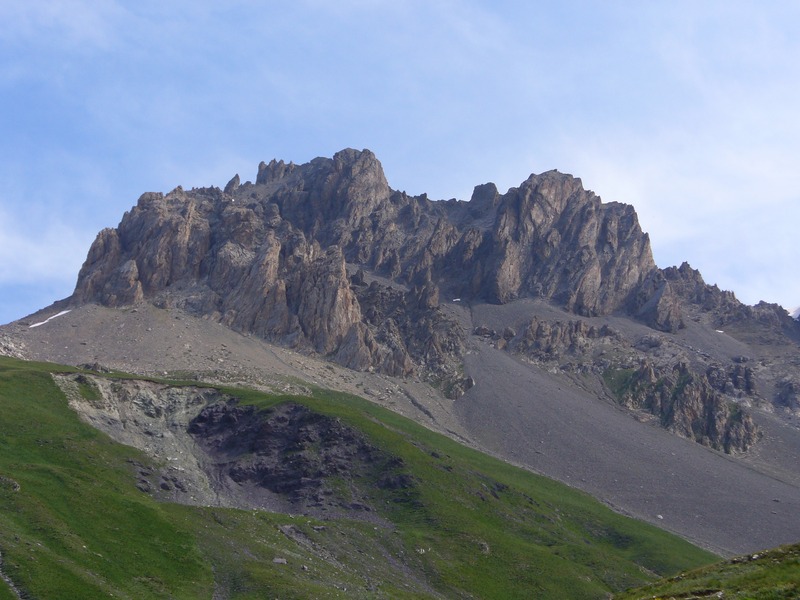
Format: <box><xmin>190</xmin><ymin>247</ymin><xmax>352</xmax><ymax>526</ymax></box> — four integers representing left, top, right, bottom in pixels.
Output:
<box><xmin>72</xmin><ymin>151</ymin><xmax>662</xmax><ymax>362</ymax></box>
<box><xmin>498</xmin><ymin>317</ymin><xmax>620</xmax><ymax>361</ymax></box>
<box><xmin>69</xmin><ymin>148</ymin><xmax>798</xmax><ymax>419</ymax></box>
<box><xmin>611</xmin><ymin>361</ymin><xmax>760</xmax><ymax>453</ymax></box>
<box><xmin>188</xmin><ymin>401</ymin><xmax>412</xmax><ymax>516</ymax></box>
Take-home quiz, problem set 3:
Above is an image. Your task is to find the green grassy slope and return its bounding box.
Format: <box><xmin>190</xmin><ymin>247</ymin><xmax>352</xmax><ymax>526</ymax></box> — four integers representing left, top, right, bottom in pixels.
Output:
<box><xmin>0</xmin><ymin>356</ymin><xmax>717</xmax><ymax>599</ymax></box>
<box><xmin>615</xmin><ymin>543</ymin><xmax>800</xmax><ymax>599</ymax></box>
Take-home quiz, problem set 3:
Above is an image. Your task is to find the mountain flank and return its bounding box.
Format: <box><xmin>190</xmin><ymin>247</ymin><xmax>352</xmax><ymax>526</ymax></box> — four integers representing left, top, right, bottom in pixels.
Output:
<box><xmin>617</xmin><ymin>542</ymin><xmax>800</xmax><ymax>599</ymax></box>
<box><xmin>65</xmin><ymin>149</ymin><xmax>799</xmax><ymax>448</ymax></box>
<box><xmin>3</xmin><ymin>149</ymin><xmax>800</xmax><ymax>558</ymax></box>
<box><xmin>0</xmin><ymin>356</ymin><xmax>717</xmax><ymax>599</ymax></box>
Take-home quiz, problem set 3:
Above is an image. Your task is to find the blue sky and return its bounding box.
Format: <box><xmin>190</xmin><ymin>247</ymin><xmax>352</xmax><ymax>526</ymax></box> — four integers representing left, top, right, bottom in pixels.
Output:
<box><xmin>2</xmin><ymin>1</ymin><xmax>799</xmax><ymax>324</ymax></box>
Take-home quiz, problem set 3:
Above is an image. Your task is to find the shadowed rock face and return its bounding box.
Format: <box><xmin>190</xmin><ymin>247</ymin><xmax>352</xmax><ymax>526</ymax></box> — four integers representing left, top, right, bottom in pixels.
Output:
<box><xmin>188</xmin><ymin>401</ymin><xmax>413</xmax><ymax>517</ymax></box>
<box><xmin>58</xmin><ymin>372</ymin><xmax>416</xmax><ymax>517</ymax></box>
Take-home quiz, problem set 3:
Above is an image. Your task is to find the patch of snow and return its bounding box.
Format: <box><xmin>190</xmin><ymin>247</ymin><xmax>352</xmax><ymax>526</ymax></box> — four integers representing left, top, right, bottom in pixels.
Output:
<box><xmin>29</xmin><ymin>310</ymin><xmax>71</xmax><ymax>328</ymax></box>
<box><xmin>715</xmin><ymin>329</ymin><xmax>724</xmax><ymax>333</ymax></box>
<box><xmin>452</xmin><ymin>298</ymin><xmax>461</xmax><ymax>302</ymax></box>
<box><xmin>791</xmin><ymin>306</ymin><xmax>800</xmax><ymax>320</ymax></box>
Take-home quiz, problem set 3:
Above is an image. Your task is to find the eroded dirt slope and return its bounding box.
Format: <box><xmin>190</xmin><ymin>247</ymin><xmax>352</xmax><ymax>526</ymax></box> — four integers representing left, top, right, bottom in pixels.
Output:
<box><xmin>57</xmin><ymin>373</ymin><xmax>414</xmax><ymax>522</ymax></box>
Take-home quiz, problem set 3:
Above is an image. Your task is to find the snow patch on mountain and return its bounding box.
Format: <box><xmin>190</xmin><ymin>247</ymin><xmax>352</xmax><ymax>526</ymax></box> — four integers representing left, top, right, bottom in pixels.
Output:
<box><xmin>29</xmin><ymin>310</ymin><xmax>71</xmax><ymax>328</ymax></box>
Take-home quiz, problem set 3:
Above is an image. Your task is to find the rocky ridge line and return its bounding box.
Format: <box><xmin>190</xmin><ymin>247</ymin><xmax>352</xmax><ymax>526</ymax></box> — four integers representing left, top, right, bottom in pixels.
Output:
<box><xmin>69</xmin><ymin>149</ymin><xmax>676</xmax><ymax>391</ymax></box>
<box><xmin>65</xmin><ymin>148</ymin><xmax>800</xmax><ymax>450</ymax></box>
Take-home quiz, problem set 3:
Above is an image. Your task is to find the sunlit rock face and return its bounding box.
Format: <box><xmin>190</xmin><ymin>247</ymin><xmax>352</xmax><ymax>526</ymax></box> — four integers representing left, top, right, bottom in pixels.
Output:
<box><xmin>71</xmin><ymin>148</ymin><xmax>796</xmax><ymax>409</ymax></box>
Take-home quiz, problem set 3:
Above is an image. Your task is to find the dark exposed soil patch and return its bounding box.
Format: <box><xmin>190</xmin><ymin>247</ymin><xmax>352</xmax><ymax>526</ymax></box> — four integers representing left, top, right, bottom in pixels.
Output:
<box><xmin>189</xmin><ymin>401</ymin><xmax>415</xmax><ymax>519</ymax></box>
<box><xmin>59</xmin><ymin>373</ymin><xmax>418</xmax><ymax>520</ymax></box>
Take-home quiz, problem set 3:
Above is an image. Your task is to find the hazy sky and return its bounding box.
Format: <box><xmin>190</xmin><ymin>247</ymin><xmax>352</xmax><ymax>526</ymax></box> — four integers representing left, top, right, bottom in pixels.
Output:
<box><xmin>2</xmin><ymin>1</ymin><xmax>799</xmax><ymax>324</ymax></box>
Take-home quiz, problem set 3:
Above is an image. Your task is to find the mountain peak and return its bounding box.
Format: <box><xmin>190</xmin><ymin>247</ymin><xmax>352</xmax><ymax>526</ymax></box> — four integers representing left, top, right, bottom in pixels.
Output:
<box><xmin>72</xmin><ymin>149</ymin><xmax>664</xmax><ymax>324</ymax></box>
<box><xmin>7</xmin><ymin>150</ymin><xmax>800</xmax><ymax>569</ymax></box>
<box><xmin>70</xmin><ymin>148</ymin><xmax>788</xmax><ymax>401</ymax></box>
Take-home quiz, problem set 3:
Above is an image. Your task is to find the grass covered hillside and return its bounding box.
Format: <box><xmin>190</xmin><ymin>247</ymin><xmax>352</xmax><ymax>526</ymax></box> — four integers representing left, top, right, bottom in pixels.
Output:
<box><xmin>615</xmin><ymin>542</ymin><xmax>800</xmax><ymax>599</ymax></box>
<box><xmin>0</xmin><ymin>356</ymin><xmax>717</xmax><ymax>599</ymax></box>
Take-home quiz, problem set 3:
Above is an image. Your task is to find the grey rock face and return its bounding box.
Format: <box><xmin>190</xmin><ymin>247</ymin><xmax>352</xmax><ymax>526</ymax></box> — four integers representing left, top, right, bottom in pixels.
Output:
<box><xmin>71</xmin><ymin>150</ymin><xmax>470</xmax><ymax>388</ymax></box>
<box><xmin>69</xmin><ymin>148</ymin><xmax>798</xmax><ymax>415</ymax></box>
<box><xmin>223</xmin><ymin>174</ymin><xmax>240</xmax><ymax>195</ymax></box>
<box><xmin>0</xmin><ymin>333</ymin><xmax>26</xmax><ymax>359</ymax></box>
<box><xmin>72</xmin><ymin>151</ymin><xmax>659</xmax><ymax>354</ymax></box>
<box><xmin>509</xmin><ymin>317</ymin><xmax>620</xmax><ymax>361</ymax></box>
<box><xmin>482</xmin><ymin>171</ymin><xmax>655</xmax><ymax>314</ymax></box>
<box><xmin>188</xmin><ymin>400</ymin><xmax>412</xmax><ymax>517</ymax></box>
<box><xmin>613</xmin><ymin>361</ymin><xmax>760</xmax><ymax>453</ymax></box>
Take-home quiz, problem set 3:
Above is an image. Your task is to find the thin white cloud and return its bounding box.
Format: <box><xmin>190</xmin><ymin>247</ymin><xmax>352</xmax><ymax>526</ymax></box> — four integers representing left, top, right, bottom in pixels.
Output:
<box><xmin>0</xmin><ymin>0</ymin><xmax>127</xmax><ymax>48</ymax></box>
<box><xmin>0</xmin><ymin>208</ymin><xmax>91</xmax><ymax>287</ymax></box>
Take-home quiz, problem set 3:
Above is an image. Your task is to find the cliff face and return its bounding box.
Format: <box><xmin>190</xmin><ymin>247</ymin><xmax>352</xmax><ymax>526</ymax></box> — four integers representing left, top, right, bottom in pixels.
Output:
<box><xmin>73</xmin><ymin>150</ymin><xmax>662</xmax><ymax>381</ymax></box>
<box><xmin>69</xmin><ymin>148</ymin><xmax>799</xmax><ymax>451</ymax></box>
<box><xmin>609</xmin><ymin>361</ymin><xmax>760</xmax><ymax>454</ymax></box>
<box><xmin>483</xmin><ymin>173</ymin><xmax>655</xmax><ymax>313</ymax></box>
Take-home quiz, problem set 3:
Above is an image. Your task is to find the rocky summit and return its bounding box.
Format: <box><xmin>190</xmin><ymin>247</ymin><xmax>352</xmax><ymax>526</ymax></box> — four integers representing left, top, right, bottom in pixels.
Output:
<box><xmin>7</xmin><ymin>148</ymin><xmax>800</xmax><ymax>558</ymax></box>
<box><xmin>68</xmin><ymin>148</ymin><xmax>798</xmax><ymax>450</ymax></box>
<box><xmin>75</xmin><ymin>149</ymin><xmax>659</xmax><ymax>324</ymax></box>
